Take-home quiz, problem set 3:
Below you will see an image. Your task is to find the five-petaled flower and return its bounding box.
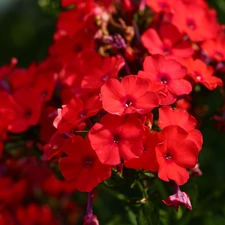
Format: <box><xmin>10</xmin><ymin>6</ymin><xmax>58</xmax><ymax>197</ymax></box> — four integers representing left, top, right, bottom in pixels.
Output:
<box><xmin>59</xmin><ymin>135</ymin><xmax>112</xmax><ymax>192</ymax></box>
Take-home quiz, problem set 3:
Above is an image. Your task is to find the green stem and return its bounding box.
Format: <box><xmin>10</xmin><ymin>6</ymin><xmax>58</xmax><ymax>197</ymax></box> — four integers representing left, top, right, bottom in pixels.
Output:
<box><xmin>100</xmin><ymin>184</ymin><xmax>128</xmax><ymax>202</ymax></box>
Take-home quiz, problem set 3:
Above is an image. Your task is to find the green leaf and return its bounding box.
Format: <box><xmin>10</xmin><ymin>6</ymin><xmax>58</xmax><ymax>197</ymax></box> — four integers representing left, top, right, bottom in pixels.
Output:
<box><xmin>136</xmin><ymin>203</ymin><xmax>159</xmax><ymax>225</ymax></box>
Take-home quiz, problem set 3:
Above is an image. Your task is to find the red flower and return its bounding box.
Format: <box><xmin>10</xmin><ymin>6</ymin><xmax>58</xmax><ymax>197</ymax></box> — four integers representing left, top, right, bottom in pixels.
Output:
<box><xmin>101</xmin><ymin>75</ymin><xmax>159</xmax><ymax>116</ymax></box>
<box><xmin>82</xmin><ymin>55</ymin><xmax>125</xmax><ymax>89</ymax></box>
<box><xmin>42</xmin><ymin>175</ymin><xmax>76</xmax><ymax>196</ymax></box>
<box><xmin>49</xmin><ymin>29</ymin><xmax>95</xmax><ymax>65</ymax></box>
<box><xmin>8</xmin><ymin>65</ymin><xmax>34</xmax><ymax>91</ymax></box>
<box><xmin>88</xmin><ymin>114</ymin><xmax>144</xmax><ymax>165</ymax></box>
<box><xmin>0</xmin><ymin>92</ymin><xmax>16</xmax><ymax>135</ymax></box>
<box><xmin>61</xmin><ymin>0</ymin><xmax>78</xmax><ymax>7</ymax></box>
<box><xmin>125</xmin><ymin>129</ymin><xmax>161</xmax><ymax>172</ymax></box>
<box><xmin>54</xmin><ymin>95</ymin><xmax>101</xmax><ymax>133</ymax></box>
<box><xmin>155</xmin><ymin>126</ymin><xmax>199</xmax><ymax>185</ymax></box>
<box><xmin>0</xmin><ymin>58</ymin><xmax>18</xmax><ymax>81</ymax></box>
<box><xmin>138</xmin><ymin>55</ymin><xmax>192</xmax><ymax>105</ymax></box>
<box><xmin>16</xmin><ymin>204</ymin><xmax>57</xmax><ymax>225</ymax></box>
<box><xmin>57</xmin><ymin>8</ymin><xmax>90</xmax><ymax>37</ymax></box>
<box><xmin>141</xmin><ymin>23</ymin><xmax>194</xmax><ymax>58</ymax></box>
<box><xmin>158</xmin><ymin>106</ymin><xmax>203</xmax><ymax>151</ymax></box>
<box><xmin>162</xmin><ymin>182</ymin><xmax>192</xmax><ymax>211</ymax></box>
<box><xmin>186</xmin><ymin>58</ymin><xmax>223</xmax><ymax>90</ymax></box>
<box><xmin>59</xmin><ymin>50</ymin><xmax>105</xmax><ymax>100</ymax></box>
<box><xmin>9</xmin><ymin>88</ymin><xmax>42</xmax><ymax>133</ymax></box>
<box><xmin>172</xmin><ymin>1</ymin><xmax>219</xmax><ymax>41</ymax></box>
<box><xmin>42</xmin><ymin>131</ymin><xmax>69</xmax><ymax>161</ymax></box>
<box><xmin>59</xmin><ymin>135</ymin><xmax>112</xmax><ymax>192</ymax></box>
<box><xmin>0</xmin><ymin>177</ymin><xmax>27</xmax><ymax>208</ymax></box>
<box><xmin>39</xmin><ymin>106</ymin><xmax>57</xmax><ymax>143</ymax></box>
<box><xmin>201</xmin><ymin>34</ymin><xmax>225</xmax><ymax>62</ymax></box>
<box><xmin>146</xmin><ymin>0</ymin><xmax>176</xmax><ymax>12</ymax></box>
<box><xmin>158</xmin><ymin>106</ymin><xmax>197</xmax><ymax>131</ymax></box>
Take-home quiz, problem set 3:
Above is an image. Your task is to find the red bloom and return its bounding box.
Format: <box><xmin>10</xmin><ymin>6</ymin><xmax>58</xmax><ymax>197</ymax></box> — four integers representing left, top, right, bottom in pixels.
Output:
<box><xmin>59</xmin><ymin>50</ymin><xmax>105</xmax><ymax>100</ymax></box>
<box><xmin>0</xmin><ymin>58</ymin><xmax>17</xmax><ymax>81</ymax></box>
<box><xmin>125</xmin><ymin>130</ymin><xmax>161</xmax><ymax>172</ymax></box>
<box><xmin>43</xmin><ymin>131</ymin><xmax>69</xmax><ymax>161</ymax></box>
<box><xmin>54</xmin><ymin>95</ymin><xmax>101</xmax><ymax>133</ymax></box>
<box><xmin>39</xmin><ymin>106</ymin><xmax>57</xmax><ymax>143</ymax></box>
<box><xmin>57</xmin><ymin>8</ymin><xmax>90</xmax><ymax>37</ymax></box>
<box><xmin>138</xmin><ymin>54</ymin><xmax>192</xmax><ymax>105</ymax></box>
<box><xmin>155</xmin><ymin>126</ymin><xmax>199</xmax><ymax>185</ymax></box>
<box><xmin>158</xmin><ymin>106</ymin><xmax>197</xmax><ymax>131</ymax></box>
<box><xmin>9</xmin><ymin>88</ymin><xmax>42</xmax><ymax>133</ymax></box>
<box><xmin>186</xmin><ymin>58</ymin><xmax>223</xmax><ymax>90</ymax></box>
<box><xmin>201</xmin><ymin>34</ymin><xmax>225</xmax><ymax>62</ymax></box>
<box><xmin>141</xmin><ymin>23</ymin><xmax>194</xmax><ymax>58</ymax></box>
<box><xmin>146</xmin><ymin>0</ymin><xmax>176</xmax><ymax>12</ymax></box>
<box><xmin>88</xmin><ymin>114</ymin><xmax>144</xmax><ymax>165</ymax></box>
<box><xmin>82</xmin><ymin>55</ymin><xmax>125</xmax><ymax>89</ymax></box>
<box><xmin>0</xmin><ymin>177</ymin><xmax>27</xmax><ymax>208</ymax></box>
<box><xmin>61</xmin><ymin>0</ymin><xmax>78</xmax><ymax>7</ymax></box>
<box><xmin>30</xmin><ymin>61</ymin><xmax>58</xmax><ymax>103</ymax></box>
<box><xmin>49</xmin><ymin>29</ymin><xmax>95</xmax><ymax>65</ymax></box>
<box><xmin>59</xmin><ymin>135</ymin><xmax>112</xmax><ymax>192</ymax></box>
<box><xmin>158</xmin><ymin>106</ymin><xmax>203</xmax><ymax>151</ymax></box>
<box><xmin>172</xmin><ymin>1</ymin><xmax>219</xmax><ymax>42</ymax></box>
<box><xmin>8</xmin><ymin>65</ymin><xmax>34</xmax><ymax>91</ymax></box>
<box><xmin>101</xmin><ymin>75</ymin><xmax>159</xmax><ymax>115</ymax></box>
<box><xmin>0</xmin><ymin>92</ymin><xmax>16</xmax><ymax>135</ymax></box>
<box><xmin>16</xmin><ymin>204</ymin><xmax>58</xmax><ymax>225</ymax></box>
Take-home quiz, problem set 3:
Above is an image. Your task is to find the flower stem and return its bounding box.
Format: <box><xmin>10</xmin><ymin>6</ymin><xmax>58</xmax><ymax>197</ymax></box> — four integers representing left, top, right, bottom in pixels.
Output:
<box><xmin>86</xmin><ymin>189</ymin><xmax>94</xmax><ymax>215</ymax></box>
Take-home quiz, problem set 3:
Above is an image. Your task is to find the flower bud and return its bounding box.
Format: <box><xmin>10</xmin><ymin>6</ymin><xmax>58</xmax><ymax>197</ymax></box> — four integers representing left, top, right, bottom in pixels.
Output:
<box><xmin>189</xmin><ymin>163</ymin><xmax>203</xmax><ymax>177</ymax></box>
<box><xmin>83</xmin><ymin>214</ymin><xmax>99</xmax><ymax>225</ymax></box>
<box><xmin>162</xmin><ymin>182</ymin><xmax>192</xmax><ymax>211</ymax></box>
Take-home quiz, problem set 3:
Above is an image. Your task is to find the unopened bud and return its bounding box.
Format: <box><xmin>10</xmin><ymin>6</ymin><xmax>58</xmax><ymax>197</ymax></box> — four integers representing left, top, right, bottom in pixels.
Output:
<box><xmin>83</xmin><ymin>214</ymin><xmax>99</xmax><ymax>225</ymax></box>
<box><xmin>162</xmin><ymin>182</ymin><xmax>192</xmax><ymax>211</ymax></box>
<box><xmin>189</xmin><ymin>163</ymin><xmax>203</xmax><ymax>177</ymax></box>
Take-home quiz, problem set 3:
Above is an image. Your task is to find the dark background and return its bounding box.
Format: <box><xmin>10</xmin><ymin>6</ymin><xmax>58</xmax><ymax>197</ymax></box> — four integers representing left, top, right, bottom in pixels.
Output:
<box><xmin>1</xmin><ymin>0</ymin><xmax>225</xmax><ymax>224</ymax></box>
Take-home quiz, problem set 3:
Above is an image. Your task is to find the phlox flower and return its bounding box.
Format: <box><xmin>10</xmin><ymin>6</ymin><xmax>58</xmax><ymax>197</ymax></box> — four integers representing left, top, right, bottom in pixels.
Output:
<box><xmin>89</xmin><ymin>114</ymin><xmax>144</xmax><ymax>165</ymax></box>
<box><xmin>59</xmin><ymin>135</ymin><xmax>112</xmax><ymax>192</ymax></box>
<box><xmin>101</xmin><ymin>75</ymin><xmax>159</xmax><ymax>116</ymax></box>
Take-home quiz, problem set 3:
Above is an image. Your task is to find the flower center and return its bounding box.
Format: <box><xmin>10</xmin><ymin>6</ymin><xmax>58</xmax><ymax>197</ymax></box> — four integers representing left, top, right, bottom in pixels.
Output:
<box><xmin>215</xmin><ymin>51</ymin><xmax>223</xmax><ymax>60</ymax></box>
<box><xmin>194</xmin><ymin>71</ymin><xmax>202</xmax><ymax>81</ymax></box>
<box><xmin>186</xmin><ymin>19</ymin><xmax>196</xmax><ymax>30</ymax></box>
<box><xmin>163</xmin><ymin>46</ymin><xmax>170</xmax><ymax>55</ymax></box>
<box><xmin>79</xmin><ymin>110</ymin><xmax>87</xmax><ymax>118</ymax></box>
<box><xmin>82</xmin><ymin>156</ymin><xmax>95</xmax><ymax>167</ymax></box>
<box><xmin>113</xmin><ymin>135</ymin><xmax>120</xmax><ymax>144</ymax></box>
<box><xmin>125</xmin><ymin>99</ymin><xmax>133</xmax><ymax>107</ymax></box>
<box><xmin>74</xmin><ymin>44</ymin><xmax>82</xmax><ymax>53</ymax></box>
<box><xmin>41</xmin><ymin>90</ymin><xmax>48</xmax><ymax>99</ymax></box>
<box><xmin>160</xmin><ymin>75</ymin><xmax>169</xmax><ymax>84</ymax></box>
<box><xmin>24</xmin><ymin>109</ymin><xmax>32</xmax><ymax>118</ymax></box>
<box><xmin>102</xmin><ymin>73</ymin><xmax>110</xmax><ymax>82</ymax></box>
<box><xmin>158</xmin><ymin>1</ymin><xmax>169</xmax><ymax>9</ymax></box>
<box><xmin>165</xmin><ymin>153</ymin><xmax>172</xmax><ymax>160</ymax></box>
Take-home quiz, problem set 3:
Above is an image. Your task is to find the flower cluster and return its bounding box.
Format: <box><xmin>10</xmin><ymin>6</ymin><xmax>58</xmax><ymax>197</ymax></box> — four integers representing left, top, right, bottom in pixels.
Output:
<box><xmin>0</xmin><ymin>0</ymin><xmax>225</xmax><ymax>223</ymax></box>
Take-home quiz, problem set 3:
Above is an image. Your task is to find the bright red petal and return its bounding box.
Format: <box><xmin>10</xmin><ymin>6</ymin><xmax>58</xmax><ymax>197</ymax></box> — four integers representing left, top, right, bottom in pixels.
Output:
<box><xmin>101</xmin><ymin>78</ymin><xmax>126</xmax><ymax>115</ymax></box>
<box><xmin>89</xmin><ymin>123</ymin><xmax>121</xmax><ymax>165</ymax></box>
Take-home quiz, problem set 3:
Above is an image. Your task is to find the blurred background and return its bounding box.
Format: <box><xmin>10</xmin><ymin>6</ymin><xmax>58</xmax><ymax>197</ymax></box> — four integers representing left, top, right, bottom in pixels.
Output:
<box><xmin>0</xmin><ymin>0</ymin><xmax>225</xmax><ymax>67</ymax></box>
<box><xmin>1</xmin><ymin>0</ymin><xmax>225</xmax><ymax>224</ymax></box>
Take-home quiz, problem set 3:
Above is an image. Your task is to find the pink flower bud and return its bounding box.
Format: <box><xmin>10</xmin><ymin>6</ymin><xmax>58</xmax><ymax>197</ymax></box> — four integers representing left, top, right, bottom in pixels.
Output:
<box><xmin>83</xmin><ymin>214</ymin><xmax>99</xmax><ymax>225</ymax></box>
<box><xmin>162</xmin><ymin>183</ymin><xmax>192</xmax><ymax>211</ymax></box>
<box><xmin>189</xmin><ymin>163</ymin><xmax>203</xmax><ymax>177</ymax></box>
